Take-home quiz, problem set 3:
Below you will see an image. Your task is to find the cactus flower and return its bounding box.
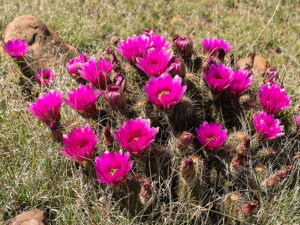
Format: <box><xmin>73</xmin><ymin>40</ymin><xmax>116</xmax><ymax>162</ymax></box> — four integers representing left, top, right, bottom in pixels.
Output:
<box><xmin>95</xmin><ymin>150</ymin><xmax>133</xmax><ymax>186</ymax></box>
<box><xmin>253</xmin><ymin>111</ymin><xmax>284</xmax><ymax>141</ymax></box>
<box><xmin>259</xmin><ymin>84</ymin><xmax>291</xmax><ymax>115</ymax></box>
<box><xmin>202</xmin><ymin>37</ymin><xmax>231</xmax><ymax>56</ymax></box>
<box><xmin>113</xmin><ymin>117</ymin><xmax>159</xmax><ymax>156</ymax></box>
<box><xmin>64</xmin><ymin>83</ymin><xmax>100</xmax><ymax>118</ymax></box>
<box><xmin>144</xmin><ymin>73</ymin><xmax>187</xmax><ymax>111</ymax></box>
<box><xmin>203</xmin><ymin>63</ymin><xmax>233</xmax><ymax>93</ymax></box>
<box><xmin>28</xmin><ymin>90</ymin><xmax>62</xmax><ymax>126</ymax></box>
<box><xmin>35</xmin><ymin>69</ymin><xmax>55</xmax><ymax>87</ymax></box>
<box><xmin>196</xmin><ymin>121</ymin><xmax>228</xmax><ymax>151</ymax></box>
<box><xmin>66</xmin><ymin>53</ymin><xmax>88</xmax><ymax>80</ymax></box>
<box><xmin>227</xmin><ymin>68</ymin><xmax>253</xmax><ymax>97</ymax></box>
<box><xmin>60</xmin><ymin>124</ymin><xmax>98</xmax><ymax>163</ymax></box>
<box><xmin>3</xmin><ymin>39</ymin><xmax>28</xmax><ymax>58</ymax></box>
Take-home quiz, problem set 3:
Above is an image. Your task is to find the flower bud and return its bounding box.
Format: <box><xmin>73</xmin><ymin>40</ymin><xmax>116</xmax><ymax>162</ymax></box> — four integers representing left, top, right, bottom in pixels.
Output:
<box><xmin>169</xmin><ymin>57</ymin><xmax>186</xmax><ymax>78</ymax></box>
<box><xmin>104</xmin><ymin>81</ymin><xmax>126</xmax><ymax>109</ymax></box>
<box><xmin>202</xmin><ymin>56</ymin><xmax>216</xmax><ymax>73</ymax></box>
<box><xmin>177</xmin><ymin>131</ymin><xmax>194</xmax><ymax>150</ymax></box>
<box><xmin>181</xmin><ymin>158</ymin><xmax>196</xmax><ymax>180</ymax></box>
<box><xmin>173</xmin><ymin>36</ymin><xmax>194</xmax><ymax>58</ymax></box>
<box><xmin>139</xmin><ymin>180</ymin><xmax>153</xmax><ymax>205</ymax></box>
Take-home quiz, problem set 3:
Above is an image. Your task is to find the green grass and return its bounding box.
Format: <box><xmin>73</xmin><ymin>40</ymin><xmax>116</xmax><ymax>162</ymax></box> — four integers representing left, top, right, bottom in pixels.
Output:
<box><xmin>0</xmin><ymin>0</ymin><xmax>299</xmax><ymax>224</ymax></box>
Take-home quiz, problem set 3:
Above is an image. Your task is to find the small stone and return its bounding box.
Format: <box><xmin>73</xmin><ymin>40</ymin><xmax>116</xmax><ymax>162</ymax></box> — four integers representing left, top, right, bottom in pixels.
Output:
<box><xmin>8</xmin><ymin>209</ymin><xmax>45</xmax><ymax>225</ymax></box>
<box><xmin>237</xmin><ymin>55</ymin><xmax>268</xmax><ymax>74</ymax></box>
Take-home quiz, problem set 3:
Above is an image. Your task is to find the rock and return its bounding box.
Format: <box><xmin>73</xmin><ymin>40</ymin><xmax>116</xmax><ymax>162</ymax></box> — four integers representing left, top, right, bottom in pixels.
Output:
<box><xmin>3</xmin><ymin>15</ymin><xmax>80</xmax><ymax>77</ymax></box>
<box><xmin>237</xmin><ymin>55</ymin><xmax>269</xmax><ymax>74</ymax></box>
<box><xmin>8</xmin><ymin>209</ymin><xmax>45</xmax><ymax>225</ymax></box>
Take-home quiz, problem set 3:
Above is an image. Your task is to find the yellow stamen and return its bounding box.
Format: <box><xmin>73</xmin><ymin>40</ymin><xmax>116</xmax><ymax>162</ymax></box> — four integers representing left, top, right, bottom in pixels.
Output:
<box><xmin>110</xmin><ymin>168</ymin><xmax>118</xmax><ymax>176</ymax></box>
<box><xmin>157</xmin><ymin>91</ymin><xmax>170</xmax><ymax>101</ymax></box>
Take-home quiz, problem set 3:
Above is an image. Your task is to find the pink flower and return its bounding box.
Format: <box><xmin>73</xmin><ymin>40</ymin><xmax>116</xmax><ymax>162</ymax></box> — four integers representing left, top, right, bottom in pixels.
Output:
<box><xmin>202</xmin><ymin>37</ymin><xmax>231</xmax><ymax>56</ymax></box>
<box><xmin>203</xmin><ymin>63</ymin><xmax>233</xmax><ymax>93</ymax></box>
<box><xmin>195</xmin><ymin>121</ymin><xmax>228</xmax><ymax>151</ymax></box>
<box><xmin>227</xmin><ymin>68</ymin><xmax>253</xmax><ymax>97</ymax></box>
<box><xmin>113</xmin><ymin>117</ymin><xmax>159</xmax><ymax>156</ymax></box>
<box><xmin>103</xmin><ymin>83</ymin><xmax>126</xmax><ymax>109</ymax></box>
<box><xmin>146</xmin><ymin>31</ymin><xmax>171</xmax><ymax>50</ymax></box>
<box><xmin>136</xmin><ymin>48</ymin><xmax>172</xmax><ymax>77</ymax></box>
<box><xmin>28</xmin><ymin>90</ymin><xmax>63</xmax><ymax>126</ymax></box>
<box><xmin>259</xmin><ymin>84</ymin><xmax>291</xmax><ymax>114</ymax></box>
<box><xmin>253</xmin><ymin>111</ymin><xmax>284</xmax><ymax>141</ymax></box>
<box><xmin>79</xmin><ymin>57</ymin><xmax>114</xmax><ymax>89</ymax></box>
<box><xmin>95</xmin><ymin>150</ymin><xmax>133</xmax><ymax>186</ymax></box>
<box><xmin>295</xmin><ymin>115</ymin><xmax>300</xmax><ymax>127</ymax></box>
<box><xmin>60</xmin><ymin>124</ymin><xmax>98</xmax><ymax>163</ymax></box>
<box><xmin>169</xmin><ymin>57</ymin><xmax>186</xmax><ymax>78</ymax></box>
<box><xmin>144</xmin><ymin>73</ymin><xmax>187</xmax><ymax>111</ymax></box>
<box><xmin>173</xmin><ymin>35</ymin><xmax>194</xmax><ymax>58</ymax></box>
<box><xmin>3</xmin><ymin>39</ymin><xmax>28</xmax><ymax>58</ymax></box>
<box><xmin>64</xmin><ymin>83</ymin><xmax>100</xmax><ymax>118</ymax></box>
<box><xmin>35</xmin><ymin>69</ymin><xmax>55</xmax><ymax>86</ymax></box>
<box><xmin>117</xmin><ymin>34</ymin><xmax>150</xmax><ymax>64</ymax></box>
<box><xmin>66</xmin><ymin>53</ymin><xmax>88</xmax><ymax>80</ymax></box>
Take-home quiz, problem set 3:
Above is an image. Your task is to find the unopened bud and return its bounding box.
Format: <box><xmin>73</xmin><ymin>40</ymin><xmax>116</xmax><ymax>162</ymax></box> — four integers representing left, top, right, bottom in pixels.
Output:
<box><xmin>173</xmin><ymin>36</ymin><xmax>194</xmax><ymax>58</ymax></box>
<box><xmin>177</xmin><ymin>131</ymin><xmax>194</xmax><ymax>150</ymax></box>
<box><xmin>169</xmin><ymin>57</ymin><xmax>186</xmax><ymax>78</ymax></box>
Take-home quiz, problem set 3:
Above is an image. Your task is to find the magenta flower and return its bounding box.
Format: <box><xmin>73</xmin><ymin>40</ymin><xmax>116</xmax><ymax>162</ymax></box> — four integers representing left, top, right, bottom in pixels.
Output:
<box><xmin>227</xmin><ymin>68</ymin><xmax>253</xmax><ymax>97</ymax></box>
<box><xmin>35</xmin><ymin>69</ymin><xmax>55</xmax><ymax>86</ymax></box>
<box><xmin>173</xmin><ymin>36</ymin><xmax>194</xmax><ymax>58</ymax></box>
<box><xmin>103</xmin><ymin>83</ymin><xmax>126</xmax><ymax>109</ymax></box>
<box><xmin>202</xmin><ymin>37</ymin><xmax>231</xmax><ymax>56</ymax></box>
<box><xmin>136</xmin><ymin>48</ymin><xmax>172</xmax><ymax>77</ymax></box>
<box><xmin>253</xmin><ymin>111</ymin><xmax>284</xmax><ymax>141</ymax></box>
<box><xmin>147</xmin><ymin>32</ymin><xmax>171</xmax><ymax>50</ymax></box>
<box><xmin>195</xmin><ymin>121</ymin><xmax>228</xmax><ymax>151</ymax></box>
<box><xmin>117</xmin><ymin>34</ymin><xmax>150</xmax><ymax>64</ymax></box>
<box><xmin>259</xmin><ymin>84</ymin><xmax>291</xmax><ymax>114</ymax></box>
<box><xmin>80</xmin><ymin>57</ymin><xmax>114</xmax><ymax>89</ymax></box>
<box><xmin>144</xmin><ymin>73</ymin><xmax>187</xmax><ymax>111</ymax></box>
<box><xmin>295</xmin><ymin>115</ymin><xmax>300</xmax><ymax>127</ymax></box>
<box><xmin>95</xmin><ymin>150</ymin><xmax>133</xmax><ymax>186</ymax></box>
<box><xmin>28</xmin><ymin>90</ymin><xmax>63</xmax><ymax>126</ymax></box>
<box><xmin>113</xmin><ymin>117</ymin><xmax>159</xmax><ymax>156</ymax></box>
<box><xmin>3</xmin><ymin>39</ymin><xmax>28</xmax><ymax>58</ymax></box>
<box><xmin>66</xmin><ymin>53</ymin><xmax>88</xmax><ymax>80</ymax></box>
<box><xmin>60</xmin><ymin>124</ymin><xmax>98</xmax><ymax>163</ymax></box>
<box><xmin>203</xmin><ymin>63</ymin><xmax>233</xmax><ymax>93</ymax></box>
<box><xmin>64</xmin><ymin>83</ymin><xmax>100</xmax><ymax>118</ymax></box>
<box><xmin>169</xmin><ymin>57</ymin><xmax>186</xmax><ymax>78</ymax></box>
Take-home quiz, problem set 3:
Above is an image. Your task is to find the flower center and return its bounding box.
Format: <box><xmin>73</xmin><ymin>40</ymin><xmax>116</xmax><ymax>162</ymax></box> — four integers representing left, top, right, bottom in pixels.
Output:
<box><xmin>110</xmin><ymin>168</ymin><xmax>118</xmax><ymax>176</ymax></box>
<box><xmin>157</xmin><ymin>91</ymin><xmax>170</xmax><ymax>101</ymax></box>
<box><xmin>206</xmin><ymin>136</ymin><xmax>216</xmax><ymax>142</ymax></box>
<box><xmin>133</xmin><ymin>137</ymin><xmax>140</xmax><ymax>141</ymax></box>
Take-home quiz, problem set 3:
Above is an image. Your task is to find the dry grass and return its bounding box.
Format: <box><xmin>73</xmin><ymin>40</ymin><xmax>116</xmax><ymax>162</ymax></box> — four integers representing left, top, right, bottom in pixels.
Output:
<box><xmin>0</xmin><ymin>0</ymin><xmax>299</xmax><ymax>224</ymax></box>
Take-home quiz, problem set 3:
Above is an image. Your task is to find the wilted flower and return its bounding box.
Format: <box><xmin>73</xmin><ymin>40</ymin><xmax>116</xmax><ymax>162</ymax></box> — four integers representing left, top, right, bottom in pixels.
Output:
<box><xmin>259</xmin><ymin>84</ymin><xmax>291</xmax><ymax>114</ymax></box>
<box><xmin>173</xmin><ymin>35</ymin><xmax>194</xmax><ymax>58</ymax></box>
<box><xmin>95</xmin><ymin>150</ymin><xmax>133</xmax><ymax>186</ymax></box>
<box><xmin>136</xmin><ymin>48</ymin><xmax>172</xmax><ymax>77</ymax></box>
<box><xmin>64</xmin><ymin>83</ymin><xmax>100</xmax><ymax>118</ymax></box>
<box><xmin>103</xmin><ymin>125</ymin><xmax>114</xmax><ymax>147</ymax></box>
<box><xmin>227</xmin><ymin>68</ymin><xmax>253</xmax><ymax>97</ymax></box>
<box><xmin>116</xmin><ymin>34</ymin><xmax>150</xmax><ymax>64</ymax></box>
<box><xmin>60</xmin><ymin>124</ymin><xmax>98</xmax><ymax>163</ymax></box>
<box><xmin>169</xmin><ymin>57</ymin><xmax>186</xmax><ymax>78</ymax></box>
<box><xmin>242</xmin><ymin>200</ymin><xmax>259</xmax><ymax>217</ymax></box>
<box><xmin>3</xmin><ymin>39</ymin><xmax>28</xmax><ymax>58</ymax></box>
<box><xmin>80</xmin><ymin>57</ymin><xmax>114</xmax><ymax>89</ymax></box>
<box><xmin>266</xmin><ymin>166</ymin><xmax>294</xmax><ymax>188</ymax></box>
<box><xmin>28</xmin><ymin>90</ymin><xmax>62</xmax><ymax>126</ymax></box>
<box><xmin>139</xmin><ymin>180</ymin><xmax>153</xmax><ymax>205</ymax></box>
<box><xmin>202</xmin><ymin>56</ymin><xmax>216</xmax><ymax>73</ymax></box>
<box><xmin>196</xmin><ymin>121</ymin><xmax>228</xmax><ymax>151</ymax></box>
<box><xmin>144</xmin><ymin>73</ymin><xmax>187</xmax><ymax>111</ymax></box>
<box><xmin>102</xmin><ymin>82</ymin><xmax>126</xmax><ymax>109</ymax></box>
<box><xmin>253</xmin><ymin>111</ymin><xmax>284</xmax><ymax>141</ymax></box>
<box><xmin>202</xmin><ymin>37</ymin><xmax>231</xmax><ymax>56</ymax></box>
<box><xmin>231</xmin><ymin>149</ymin><xmax>246</xmax><ymax>169</ymax></box>
<box><xmin>66</xmin><ymin>53</ymin><xmax>88</xmax><ymax>80</ymax></box>
<box><xmin>177</xmin><ymin>131</ymin><xmax>195</xmax><ymax>150</ymax></box>
<box><xmin>263</xmin><ymin>67</ymin><xmax>278</xmax><ymax>85</ymax></box>
<box><xmin>113</xmin><ymin>117</ymin><xmax>159</xmax><ymax>156</ymax></box>
<box><xmin>35</xmin><ymin>69</ymin><xmax>55</xmax><ymax>86</ymax></box>
<box><xmin>203</xmin><ymin>63</ymin><xmax>233</xmax><ymax>93</ymax></box>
